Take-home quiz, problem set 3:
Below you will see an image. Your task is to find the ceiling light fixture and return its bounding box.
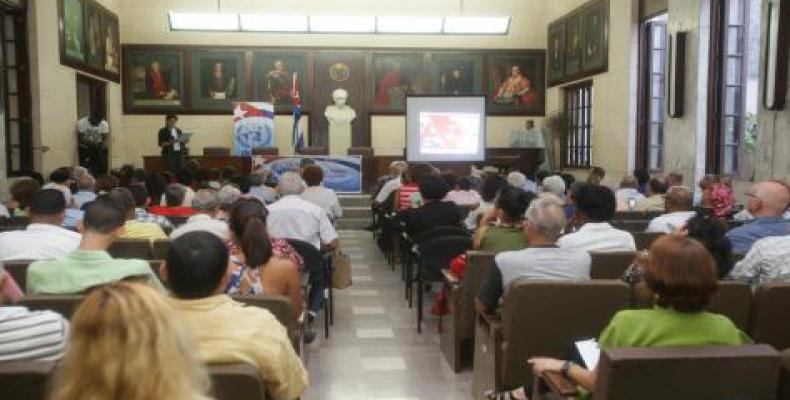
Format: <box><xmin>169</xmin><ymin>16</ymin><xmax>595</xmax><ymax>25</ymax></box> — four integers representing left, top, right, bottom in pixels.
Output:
<box><xmin>443</xmin><ymin>16</ymin><xmax>510</xmax><ymax>35</ymax></box>
<box><xmin>169</xmin><ymin>12</ymin><xmax>239</xmax><ymax>31</ymax></box>
<box><xmin>240</xmin><ymin>14</ymin><xmax>309</xmax><ymax>32</ymax></box>
<box><xmin>308</xmin><ymin>16</ymin><xmax>376</xmax><ymax>33</ymax></box>
<box><xmin>376</xmin><ymin>16</ymin><xmax>443</xmax><ymax>34</ymax></box>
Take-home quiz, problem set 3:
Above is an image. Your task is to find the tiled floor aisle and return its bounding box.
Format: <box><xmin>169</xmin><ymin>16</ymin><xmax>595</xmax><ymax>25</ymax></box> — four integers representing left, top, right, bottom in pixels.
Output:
<box><xmin>303</xmin><ymin>230</ymin><xmax>474</xmax><ymax>400</ymax></box>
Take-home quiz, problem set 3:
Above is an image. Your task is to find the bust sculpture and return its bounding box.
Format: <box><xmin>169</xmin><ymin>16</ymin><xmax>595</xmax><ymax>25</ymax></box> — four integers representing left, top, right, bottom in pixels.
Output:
<box><xmin>324</xmin><ymin>88</ymin><xmax>356</xmax><ymax>155</ymax></box>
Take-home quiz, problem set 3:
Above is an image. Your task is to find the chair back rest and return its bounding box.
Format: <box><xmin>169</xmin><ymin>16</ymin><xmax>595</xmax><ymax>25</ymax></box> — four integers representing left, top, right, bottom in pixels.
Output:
<box><xmin>108</xmin><ymin>239</ymin><xmax>152</xmax><ymax>259</ymax></box>
<box><xmin>419</xmin><ymin>236</ymin><xmax>472</xmax><ymax>281</ymax></box>
<box><xmin>0</xmin><ymin>360</ymin><xmax>56</xmax><ymax>400</ymax></box>
<box><xmin>458</xmin><ymin>251</ymin><xmax>495</xmax><ymax>339</ymax></box>
<box><xmin>166</xmin><ymin>215</ymin><xmax>189</xmax><ymax>227</ymax></box>
<box><xmin>611</xmin><ymin>220</ymin><xmax>650</xmax><ymax>233</ymax></box>
<box><xmin>750</xmin><ymin>282</ymin><xmax>790</xmax><ymax>350</ymax></box>
<box><xmin>283</xmin><ymin>238</ymin><xmax>323</xmax><ymax>275</ymax></box>
<box><xmin>251</xmin><ymin>147</ymin><xmax>279</xmax><ymax>156</ymax></box>
<box><xmin>614</xmin><ymin>211</ymin><xmax>663</xmax><ymax>221</ymax></box>
<box><xmin>208</xmin><ymin>363</ymin><xmax>267</xmax><ymax>400</ymax></box>
<box><xmin>500</xmin><ymin>279</ymin><xmax>630</xmax><ymax>387</ymax></box>
<box><xmin>151</xmin><ymin>239</ymin><xmax>171</xmax><ymax>260</ymax></box>
<box><xmin>203</xmin><ymin>147</ymin><xmax>231</xmax><ymax>156</ymax></box>
<box><xmin>234</xmin><ymin>294</ymin><xmax>296</xmax><ymax>331</ymax></box>
<box><xmin>633</xmin><ymin>232</ymin><xmax>663</xmax><ymax>250</ymax></box>
<box><xmin>20</xmin><ymin>295</ymin><xmax>85</xmax><ymax>319</ymax></box>
<box><xmin>589</xmin><ymin>251</ymin><xmax>636</xmax><ymax>280</ymax></box>
<box><xmin>413</xmin><ymin>226</ymin><xmax>470</xmax><ymax>246</ymax></box>
<box><xmin>779</xmin><ymin>348</ymin><xmax>790</xmax><ymax>400</ymax></box>
<box><xmin>2</xmin><ymin>260</ymin><xmax>33</xmax><ymax>292</ymax></box>
<box><xmin>594</xmin><ymin>345</ymin><xmax>780</xmax><ymax>400</ymax></box>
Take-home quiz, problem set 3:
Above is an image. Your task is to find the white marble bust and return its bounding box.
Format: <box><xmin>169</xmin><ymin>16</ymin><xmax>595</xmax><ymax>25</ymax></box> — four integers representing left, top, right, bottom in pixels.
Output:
<box><xmin>324</xmin><ymin>88</ymin><xmax>357</xmax><ymax>124</ymax></box>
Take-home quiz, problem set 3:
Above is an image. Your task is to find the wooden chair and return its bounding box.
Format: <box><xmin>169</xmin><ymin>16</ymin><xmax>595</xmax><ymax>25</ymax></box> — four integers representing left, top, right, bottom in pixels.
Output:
<box><xmin>633</xmin><ymin>232</ymin><xmax>663</xmax><ymax>250</ymax></box>
<box><xmin>151</xmin><ymin>239</ymin><xmax>171</xmax><ymax>260</ymax></box>
<box><xmin>440</xmin><ymin>251</ymin><xmax>495</xmax><ymax>372</ymax></box>
<box><xmin>108</xmin><ymin>239</ymin><xmax>152</xmax><ymax>259</ymax></box>
<box><xmin>209</xmin><ymin>364</ymin><xmax>267</xmax><ymax>400</ymax></box>
<box><xmin>614</xmin><ymin>211</ymin><xmax>663</xmax><ymax>221</ymax></box>
<box><xmin>750</xmin><ymin>282</ymin><xmax>790</xmax><ymax>350</ymax></box>
<box><xmin>472</xmin><ymin>279</ymin><xmax>631</xmax><ymax>398</ymax></box>
<box><xmin>234</xmin><ymin>294</ymin><xmax>302</xmax><ymax>354</ymax></box>
<box><xmin>589</xmin><ymin>251</ymin><xmax>637</xmax><ymax>280</ymax></box>
<box><xmin>533</xmin><ymin>345</ymin><xmax>781</xmax><ymax>400</ymax></box>
<box><xmin>2</xmin><ymin>259</ymin><xmax>34</xmax><ymax>292</ymax></box>
<box><xmin>415</xmin><ymin>235</ymin><xmax>472</xmax><ymax>333</ymax></box>
<box><xmin>0</xmin><ymin>360</ymin><xmax>55</xmax><ymax>400</ymax></box>
<box><xmin>20</xmin><ymin>295</ymin><xmax>85</xmax><ymax>319</ymax></box>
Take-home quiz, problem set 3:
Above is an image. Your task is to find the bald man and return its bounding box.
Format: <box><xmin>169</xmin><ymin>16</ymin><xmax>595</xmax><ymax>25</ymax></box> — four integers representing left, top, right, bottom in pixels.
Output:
<box><xmin>726</xmin><ymin>181</ymin><xmax>790</xmax><ymax>253</ymax></box>
<box><xmin>645</xmin><ymin>186</ymin><xmax>696</xmax><ymax>233</ymax></box>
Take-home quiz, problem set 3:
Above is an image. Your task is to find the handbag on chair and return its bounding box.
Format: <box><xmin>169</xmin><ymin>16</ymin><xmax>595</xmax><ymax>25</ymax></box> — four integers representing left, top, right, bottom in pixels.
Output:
<box><xmin>331</xmin><ymin>249</ymin><xmax>352</xmax><ymax>289</ymax></box>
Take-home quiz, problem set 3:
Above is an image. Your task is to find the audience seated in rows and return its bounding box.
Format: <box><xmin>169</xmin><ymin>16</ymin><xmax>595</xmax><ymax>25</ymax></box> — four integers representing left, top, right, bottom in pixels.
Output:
<box><xmin>42</xmin><ymin>167</ymin><xmax>75</xmax><ymax>208</ymax></box>
<box><xmin>473</xmin><ymin>186</ymin><xmax>533</xmax><ymax>252</ymax></box>
<box><xmin>634</xmin><ymin>177</ymin><xmax>668</xmax><ymax>212</ymax></box>
<box><xmin>541</xmin><ymin>175</ymin><xmax>566</xmax><ymax>201</ymax></box>
<box><xmin>225</xmin><ymin>199</ymin><xmax>303</xmax><ymax>315</ymax></box>
<box><xmin>170</xmin><ymin>188</ymin><xmax>230</xmax><ymax>241</ymax></box>
<box><xmin>645</xmin><ymin>186</ymin><xmax>695</xmax><ymax>233</ymax></box>
<box><xmin>0</xmin><ymin>269</ymin><xmax>69</xmax><ymax>362</ymax></box>
<box><xmin>248</xmin><ymin>169</ymin><xmax>277</xmax><ymax>204</ymax></box>
<box><xmin>725</xmin><ymin>180</ymin><xmax>790</xmax><ymax>253</ymax></box>
<box><xmin>490</xmin><ymin>235</ymin><xmax>752</xmax><ymax>400</ymax></box>
<box><xmin>127</xmin><ymin>184</ymin><xmax>174</xmax><ymax>233</ymax></box>
<box><xmin>465</xmin><ymin>174</ymin><xmax>507</xmax><ymax>231</ymax></box>
<box><xmin>301</xmin><ymin>164</ymin><xmax>342</xmax><ymax>222</ymax></box>
<box><xmin>106</xmin><ymin>187</ymin><xmax>168</xmax><ymax>240</ymax></box>
<box><xmin>445</xmin><ymin>176</ymin><xmax>482</xmax><ymax>209</ymax></box>
<box><xmin>72</xmin><ymin>173</ymin><xmax>97</xmax><ymax>209</ymax></box>
<box><xmin>0</xmin><ymin>189</ymin><xmax>81</xmax><ymax>261</ymax></box>
<box><xmin>267</xmin><ymin>171</ymin><xmax>339</xmax><ymax>251</ymax></box>
<box><xmin>399</xmin><ymin>175</ymin><xmax>462</xmax><ymax>237</ymax></box>
<box><xmin>163</xmin><ymin>232</ymin><xmax>308</xmax><ymax>400</ymax></box>
<box><xmin>149</xmin><ymin>183</ymin><xmax>197</xmax><ymax>218</ymax></box>
<box><xmin>49</xmin><ymin>282</ymin><xmax>212</xmax><ymax>400</ymax></box>
<box><xmin>7</xmin><ymin>178</ymin><xmax>41</xmax><ymax>216</ymax></box>
<box><xmin>559</xmin><ymin>184</ymin><xmax>636</xmax><ymax>252</ymax></box>
<box><xmin>27</xmin><ymin>199</ymin><xmax>163</xmax><ymax>294</ymax></box>
<box><xmin>476</xmin><ymin>194</ymin><xmax>591</xmax><ymax>314</ymax></box>
<box><xmin>614</xmin><ymin>175</ymin><xmax>645</xmax><ymax>211</ymax></box>
<box><xmin>698</xmin><ymin>174</ymin><xmax>736</xmax><ymax>218</ymax></box>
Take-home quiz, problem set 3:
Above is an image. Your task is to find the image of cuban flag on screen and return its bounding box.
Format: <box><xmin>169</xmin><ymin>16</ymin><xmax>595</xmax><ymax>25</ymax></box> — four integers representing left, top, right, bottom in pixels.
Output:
<box><xmin>232</xmin><ymin>102</ymin><xmax>275</xmax><ymax>156</ymax></box>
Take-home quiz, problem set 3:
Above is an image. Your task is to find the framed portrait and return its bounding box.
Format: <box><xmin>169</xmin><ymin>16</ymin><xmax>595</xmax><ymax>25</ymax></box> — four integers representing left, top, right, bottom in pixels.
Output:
<box><xmin>190</xmin><ymin>51</ymin><xmax>247</xmax><ymax>111</ymax></box>
<box><xmin>84</xmin><ymin>1</ymin><xmax>103</xmax><ymax>70</ymax></box>
<box><xmin>564</xmin><ymin>13</ymin><xmax>583</xmax><ymax>77</ymax></box>
<box><xmin>59</xmin><ymin>0</ymin><xmax>86</xmax><ymax>64</ymax></box>
<box><xmin>371</xmin><ymin>52</ymin><xmax>426</xmax><ymax>112</ymax></box>
<box><xmin>487</xmin><ymin>52</ymin><xmax>546</xmax><ymax>116</ymax></box>
<box><xmin>101</xmin><ymin>9</ymin><xmax>120</xmax><ymax>79</ymax></box>
<box><xmin>123</xmin><ymin>48</ymin><xmax>184</xmax><ymax>112</ymax></box>
<box><xmin>547</xmin><ymin>20</ymin><xmax>566</xmax><ymax>86</ymax></box>
<box><xmin>431</xmin><ymin>53</ymin><xmax>483</xmax><ymax>96</ymax></box>
<box><xmin>253</xmin><ymin>51</ymin><xmax>309</xmax><ymax>113</ymax></box>
<box><xmin>581</xmin><ymin>0</ymin><xmax>609</xmax><ymax>74</ymax></box>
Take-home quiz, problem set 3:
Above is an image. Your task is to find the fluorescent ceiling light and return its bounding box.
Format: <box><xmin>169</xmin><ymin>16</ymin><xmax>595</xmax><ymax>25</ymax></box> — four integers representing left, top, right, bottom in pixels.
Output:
<box><xmin>376</xmin><ymin>16</ymin><xmax>443</xmax><ymax>34</ymax></box>
<box><xmin>443</xmin><ymin>16</ymin><xmax>510</xmax><ymax>35</ymax></box>
<box><xmin>169</xmin><ymin>12</ymin><xmax>239</xmax><ymax>31</ymax></box>
<box><xmin>240</xmin><ymin>14</ymin><xmax>309</xmax><ymax>32</ymax></box>
<box><xmin>309</xmin><ymin>16</ymin><xmax>376</xmax><ymax>33</ymax></box>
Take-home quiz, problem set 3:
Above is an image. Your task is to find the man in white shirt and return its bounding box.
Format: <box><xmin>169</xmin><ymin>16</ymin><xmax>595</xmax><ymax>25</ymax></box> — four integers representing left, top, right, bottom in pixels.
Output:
<box><xmin>300</xmin><ymin>164</ymin><xmax>343</xmax><ymax>221</ymax></box>
<box><xmin>268</xmin><ymin>171</ymin><xmax>339</xmax><ymax>250</ymax></box>
<box><xmin>42</xmin><ymin>167</ymin><xmax>75</xmax><ymax>208</ymax></box>
<box><xmin>615</xmin><ymin>176</ymin><xmax>645</xmax><ymax>211</ymax></box>
<box><xmin>728</xmin><ymin>234</ymin><xmax>790</xmax><ymax>285</ymax></box>
<box><xmin>476</xmin><ymin>194</ymin><xmax>590</xmax><ymax>312</ymax></box>
<box><xmin>0</xmin><ymin>189</ymin><xmax>81</xmax><ymax>261</ymax></box>
<box><xmin>170</xmin><ymin>189</ymin><xmax>230</xmax><ymax>242</ymax></box>
<box><xmin>558</xmin><ymin>184</ymin><xmax>636</xmax><ymax>252</ymax></box>
<box><xmin>373</xmin><ymin>162</ymin><xmax>408</xmax><ymax>206</ymax></box>
<box><xmin>645</xmin><ymin>186</ymin><xmax>696</xmax><ymax>234</ymax></box>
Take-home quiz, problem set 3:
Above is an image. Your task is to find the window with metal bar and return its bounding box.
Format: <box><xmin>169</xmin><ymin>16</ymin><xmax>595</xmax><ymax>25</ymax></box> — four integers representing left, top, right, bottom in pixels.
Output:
<box><xmin>562</xmin><ymin>82</ymin><xmax>593</xmax><ymax>168</ymax></box>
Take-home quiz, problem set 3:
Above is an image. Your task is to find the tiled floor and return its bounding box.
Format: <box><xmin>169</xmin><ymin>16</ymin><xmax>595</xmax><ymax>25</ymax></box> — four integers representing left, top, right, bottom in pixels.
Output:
<box><xmin>303</xmin><ymin>230</ymin><xmax>474</xmax><ymax>400</ymax></box>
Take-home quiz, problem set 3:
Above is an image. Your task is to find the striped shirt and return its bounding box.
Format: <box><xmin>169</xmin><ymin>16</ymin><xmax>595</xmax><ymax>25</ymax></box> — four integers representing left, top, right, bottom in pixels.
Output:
<box><xmin>397</xmin><ymin>184</ymin><xmax>419</xmax><ymax>211</ymax></box>
<box><xmin>0</xmin><ymin>306</ymin><xmax>69</xmax><ymax>361</ymax></box>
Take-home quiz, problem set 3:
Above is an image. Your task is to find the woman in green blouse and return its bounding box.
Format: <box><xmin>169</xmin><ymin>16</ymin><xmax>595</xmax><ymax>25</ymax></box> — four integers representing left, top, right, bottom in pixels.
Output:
<box><xmin>473</xmin><ymin>186</ymin><xmax>535</xmax><ymax>253</ymax></box>
<box><xmin>487</xmin><ymin>234</ymin><xmax>752</xmax><ymax>400</ymax></box>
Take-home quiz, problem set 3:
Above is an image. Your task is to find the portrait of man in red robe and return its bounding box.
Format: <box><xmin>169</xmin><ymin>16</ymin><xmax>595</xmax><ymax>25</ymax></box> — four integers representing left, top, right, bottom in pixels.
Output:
<box><xmin>375</xmin><ymin>61</ymin><xmax>402</xmax><ymax>107</ymax></box>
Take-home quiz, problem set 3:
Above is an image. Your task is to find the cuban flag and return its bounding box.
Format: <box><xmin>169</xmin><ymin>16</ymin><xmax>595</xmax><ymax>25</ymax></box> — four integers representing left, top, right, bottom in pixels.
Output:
<box><xmin>232</xmin><ymin>102</ymin><xmax>275</xmax><ymax>156</ymax></box>
<box><xmin>292</xmin><ymin>72</ymin><xmax>305</xmax><ymax>154</ymax></box>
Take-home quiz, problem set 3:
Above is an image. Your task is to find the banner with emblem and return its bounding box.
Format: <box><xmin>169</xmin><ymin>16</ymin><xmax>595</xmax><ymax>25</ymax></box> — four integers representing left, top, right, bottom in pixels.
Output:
<box><xmin>232</xmin><ymin>102</ymin><xmax>275</xmax><ymax>156</ymax></box>
<box><xmin>252</xmin><ymin>155</ymin><xmax>362</xmax><ymax>193</ymax></box>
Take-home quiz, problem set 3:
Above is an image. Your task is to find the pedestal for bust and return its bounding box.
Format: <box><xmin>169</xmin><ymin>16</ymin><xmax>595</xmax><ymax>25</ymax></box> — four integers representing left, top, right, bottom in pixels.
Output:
<box><xmin>325</xmin><ymin>105</ymin><xmax>356</xmax><ymax>156</ymax></box>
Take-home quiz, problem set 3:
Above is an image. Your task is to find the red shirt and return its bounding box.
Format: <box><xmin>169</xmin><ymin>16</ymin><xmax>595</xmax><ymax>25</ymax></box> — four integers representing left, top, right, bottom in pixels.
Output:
<box><xmin>148</xmin><ymin>206</ymin><xmax>197</xmax><ymax>217</ymax></box>
<box><xmin>397</xmin><ymin>184</ymin><xmax>419</xmax><ymax>211</ymax></box>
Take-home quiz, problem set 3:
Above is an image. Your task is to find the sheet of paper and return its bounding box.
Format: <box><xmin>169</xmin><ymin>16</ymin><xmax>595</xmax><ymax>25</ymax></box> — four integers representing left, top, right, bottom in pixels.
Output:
<box><xmin>575</xmin><ymin>339</ymin><xmax>600</xmax><ymax>369</ymax></box>
<box><xmin>178</xmin><ymin>132</ymin><xmax>193</xmax><ymax>143</ymax></box>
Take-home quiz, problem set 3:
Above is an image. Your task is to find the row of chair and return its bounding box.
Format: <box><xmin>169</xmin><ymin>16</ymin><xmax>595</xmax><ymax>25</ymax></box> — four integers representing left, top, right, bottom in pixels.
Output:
<box><xmin>468</xmin><ymin>278</ymin><xmax>790</xmax><ymax>398</ymax></box>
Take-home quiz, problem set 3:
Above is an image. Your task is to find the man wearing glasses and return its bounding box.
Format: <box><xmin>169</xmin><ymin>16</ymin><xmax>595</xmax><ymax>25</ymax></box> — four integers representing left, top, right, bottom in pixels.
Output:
<box><xmin>726</xmin><ymin>181</ymin><xmax>790</xmax><ymax>254</ymax></box>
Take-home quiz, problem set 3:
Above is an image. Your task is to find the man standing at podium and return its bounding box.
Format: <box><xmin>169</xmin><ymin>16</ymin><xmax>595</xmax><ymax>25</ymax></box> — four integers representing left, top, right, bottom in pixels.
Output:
<box><xmin>158</xmin><ymin>114</ymin><xmax>186</xmax><ymax>173</ymax></box>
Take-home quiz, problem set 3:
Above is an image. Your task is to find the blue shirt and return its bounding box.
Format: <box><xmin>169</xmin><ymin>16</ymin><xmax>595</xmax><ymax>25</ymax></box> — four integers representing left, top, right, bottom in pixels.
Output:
<box><xmin>726</xmin><ymin>216</ymin><xmax>790</xmax><ymax>253</ymax></box>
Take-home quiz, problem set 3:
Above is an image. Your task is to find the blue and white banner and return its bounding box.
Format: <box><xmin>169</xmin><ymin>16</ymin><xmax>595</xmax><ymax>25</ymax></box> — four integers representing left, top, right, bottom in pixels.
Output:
<box><xmin>233</xmin><ymin>102</ymin><xmax>275</xmax><ymax>156</ymax></box>
<box><xmin>252</xmin><ymin>155</ymin><xmax>362</xmax><ymax>193</ymax></box>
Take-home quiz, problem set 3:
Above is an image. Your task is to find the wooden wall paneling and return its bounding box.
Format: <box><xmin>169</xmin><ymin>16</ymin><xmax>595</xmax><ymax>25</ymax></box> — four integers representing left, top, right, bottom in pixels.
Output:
<box><xmin>313</xmin><ymin>51</ymin><xmax>368</xmax><ymax>151</ymax></box>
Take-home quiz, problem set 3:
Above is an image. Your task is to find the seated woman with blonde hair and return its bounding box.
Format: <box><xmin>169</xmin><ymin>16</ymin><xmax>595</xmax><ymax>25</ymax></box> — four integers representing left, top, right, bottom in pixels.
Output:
<box><xmin>486</xmin><ymin>235</ymin><xmax>752</xmax><ymax>399</ymax></box>
<box><xmin>49</xmin><ymin>281</ymin><xmax>211</xmax><ymax>400</ymax></box>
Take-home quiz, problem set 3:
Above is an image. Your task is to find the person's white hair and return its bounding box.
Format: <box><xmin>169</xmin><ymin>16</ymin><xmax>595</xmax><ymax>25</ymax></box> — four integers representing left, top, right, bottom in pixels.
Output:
<box><xmin>77</xmin><ymin>173</ymin><xmax>96</xmax><ymax>191</ymax></box>
<box><xmin>541</xmin><ymin>175</ymin><xmax>566</xmax><ymax>199</ymax></box>
<box><xmin>507</xmin><ymin>172</ymin><xmax>527</xmax><ymax>189</ymax></box>
<box><xmin>192</xmin><ymin>189</ymin><xmax>220</xmax><ymax>212</ymax></box>
<box><xmin>278</xmin><ymin>171</ymin><xmax>305</xmax><ymax>196</ymax></box>
<box><xmin>389</xmin><ymin>161</ymin><xmax>408</xmax><ymax>176</ymax></box>
<box><xmin>526</xmin><ymin>194</ymin><xmax>567</xmax><ymax>241</ymax></box>
<box><xmin>217</xmin><ymin>185</ymin><xmax>241</xmax><ymax>207</ymax></box>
